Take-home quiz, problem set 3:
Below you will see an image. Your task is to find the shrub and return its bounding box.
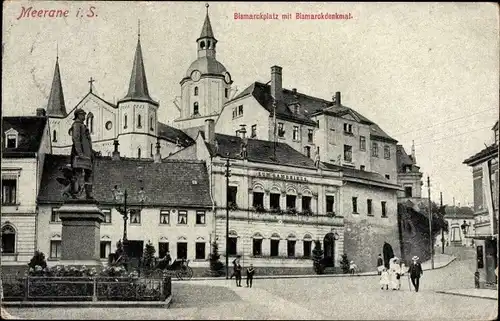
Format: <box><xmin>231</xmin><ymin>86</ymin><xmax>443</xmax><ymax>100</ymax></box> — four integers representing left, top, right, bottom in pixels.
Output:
<box><xmin>208</xmin><ymin>241</ymin><xmax>224</xmax><ymax>276</ymax></box>
<box><xmin>28</xmin><ymin>251</ymin><xmax>47</xmax><ymax>270</ymax></box>
<box><xmin>339</xmin><ymin>254</ymin><xmax>350</xmax><ymax>274</ymax></box>
<box><xmin>312</xmin><ymin>240</ymin><xmax>325</xmax><ymax>274</ymax></box>
<box><xmin>142</xmin><ymin>240</ymin><xmax>156</xmax><ymax>270</ymax></box>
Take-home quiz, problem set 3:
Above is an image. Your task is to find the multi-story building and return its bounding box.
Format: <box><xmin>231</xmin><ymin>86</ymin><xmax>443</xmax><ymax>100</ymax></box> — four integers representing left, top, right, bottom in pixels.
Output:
<box><xmin>463</xmin><ymin>121</ymin><xmax>498</xmax><ymax>288</ymax></box>
<box><xmin>1</xmin><ymin>116</ymin><xmax>51</xmax><ymax>266</ymax></box>
<box><xmin>36</xmin><ymin>147</ymin><xmax>214</xmax><ymax>268</ymax></box>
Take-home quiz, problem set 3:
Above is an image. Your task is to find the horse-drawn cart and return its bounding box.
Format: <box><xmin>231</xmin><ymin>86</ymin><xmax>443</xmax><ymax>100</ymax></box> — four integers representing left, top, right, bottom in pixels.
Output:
<box><xmin>153</xmin><ymin>259</ymin><xmax>193</xmax><ymax>280</ymax></box>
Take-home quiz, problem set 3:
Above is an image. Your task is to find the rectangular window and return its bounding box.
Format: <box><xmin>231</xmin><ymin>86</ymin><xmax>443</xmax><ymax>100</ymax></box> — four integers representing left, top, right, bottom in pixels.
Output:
<box><xmin>160</xmin><ymin>210</ymin><xmax>170</xmax><ymax>224</ymax></box>
<box><xmin>367</xmin><ymin>199</ymin><xmax>373</xmax><ymax>215</ymax></box>
<box><xmin>360</xmin><ymin>136</ymin><xmax>366</xmax><ymax>151</ymax></box>
<box><xmin>238</xmin><ymin>105</ymin><xmax>243</xmax><ymax>116</ymax></box>
<box><xmin>270</xmin><ymin>240</ymin><xmax>279</xmax><ymax>257</ymax></box>
<box><xmin>232</xmin><ymin>108</ymin><xmax>237</xmax><ymax>119</ymax></box>
<box><xmin>50</xmin><ymin>240</ymin><xmax>61</xmax><ymax>259</ymax></box>
<box><xmin>473</xmin><ymin>176</ymin><xmax>483</xmax><ymax>211</ymax></box>
<box><xmin>360</xmin><ymin>165</ymin><xmax>365</xmax><ymax>171</ymax></box>
<box><xmin>225</xmin><ymin>88</ymin><xmax>229</xmax><ymax>98</ymax></box>
<box><xmin>227</xmin><ymin>186</ymin><xmax>238</xmax><ymax>208</ymax></box>
<box><xmin>286</xmin><ymin>195</ymin><xmax>296</xmax><ymax>210</ymax></box>
<box><xmin>129</xmin><ymin>210</ymin><xmax>141</xmax><ymax>224</ymax></box>
<box><xmin>195</xmin><ymin>242</ymin><xmax>206</xmax><ymax>260</ymax></box>
<box><xmin>6</xmin><ymin>135</ymin><xmax>17</xmax><ymax>148</ymax></box>
<box><xmin>177</xmin><ymin>242</ymin><xmax>187</xmax><ymax>260</ymax></box>
<box><xmin>404</xmin><ymin>186</ymin><xmax>413</xmax><ymax>197</ymax></box>
<box><xmin>302</xmin><ymin>196</ymin><xmax>312</xmax><ymax>212</ymax></box>
<box><xmin>287</xmin><ymin>240</ymin><xmax>296</xmax><ymax>257</ymax></box>
<box><xmin>252</xmin><ymin>192</ymin><xmax>264</xmax><ymax>208</ymax></box>
<box><xmin>326</xmin><ymin>195</ymin><xmax>335</xmax><ymax>213</ymax></box>
<box><xmin>252</xmin><ymin>239</ymin><xmax>262</xmax><ymax>256</ymax></box>
<box><xmin>344</xmin><ymin>145</ymin><xmax>353</xmax><ymax>162</ymax></box>
<box><xmin>158</xmin><ymin>242</ymin><xmax>169</xmax><ymax>258</ymax></box>
<box><xmin>381</xmin><ymin>201</ymin><xmax>387</xmax><ymax>217</ymax></box>
<box><xmin>343</xmin><ymin>123</ymin><xmax>353</xmax><ymax>134</ymax></box>
<box><xmin>328</xmin><ymin>128</ymin><xmax>336</xmax><ymax>145</ymax></box>
<box><xmin>178</xmin><ymin>210</ymin><xmax>188</xmax><ymax>225</ymax></box>
<box><xmin>251</xmin><ymin>124</ymin><xmax>257</xmax><ymax>138</ymax></box>
<box><xmin>372</xmin><ymin>142</ymin><xmax>379</xmax><ymax>157</ymax></box>
<box><xmin>253</xmin><ymin>239</ymin><xmax>262</xmax><ymax>256</ymax></box>
<box><xmin>102</xmin><ymin>209</ymin><xmax>111</xmax><ymax>224</ymax></box>
<box><xmin>303</xmin><ymin>241</ymin><xmax>312</xmax><ymax>258</ymax></box>
<box><xmin>384</xmin><ymin>145</ymin><xmax>391</xmax><ymax>159</ymax></box>
<box><xmin>352</xmin><ymin>197</ymin><xmax>358</xmax><ymax>213</ymax></box>
<box><xmin>270</xmin><ymin>193</ymin><xmax>280</xmax><ymax>210</ymax></box>
<box><xmin>278</xmin><ymin>123</ymin><xmax>285</xmax><ymax>138</ymax></box>
<box><xmin>228</xmin><ymin>237</ymin><xmax>237</xmax><ymax>256</ymax></box>
<box><xmin>100</xmin><ymin>241</ymin><xmax>111</xmax><ymax>259</ymax></box>
<box><xmin>293</xmin><ymin>126</ymin><xmax>300</xmax><ymax>141</ymax></box>
<box><xmin>308</xmin><ymin>129</ymin><xmax>314</xmax><ymax>143</ymax></box>
<box><xmin>196</xmin><ymin>211</ymin><xmax>206</xmax><ymax>225</ymax></box>
<box><xmin>2</xmin><ymin>179</ymin><xmax>17</xmax><ymax>205</ymax></box>
<box><xmin>50</xmin><ymin>208</ymin><xmax>60</xmax><ymax>223</ymax></box>
<box><xmin>304</xmin><ymin>146</ymin><xmax>311</xmax><ymax>158</ymax></box>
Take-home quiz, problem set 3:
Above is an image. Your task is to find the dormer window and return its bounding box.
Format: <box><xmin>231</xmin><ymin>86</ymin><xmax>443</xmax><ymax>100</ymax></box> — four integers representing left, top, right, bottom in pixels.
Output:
<box><xmin>4</xmin><ymin>129</ymin><xmax>18</xmax><ymax>149</ymax></box>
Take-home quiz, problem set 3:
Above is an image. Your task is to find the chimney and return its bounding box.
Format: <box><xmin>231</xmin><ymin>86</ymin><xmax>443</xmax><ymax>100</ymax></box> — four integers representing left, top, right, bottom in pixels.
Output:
<box><xmin>335</xmin><ymin>92</ymin><xmax>341</xmax><ymax>107</ymax></box>
<box><xmin>36</xmin><ymin>108</ymin><xmax>46</xmax><ymax>117</ymax></box>
<box><xmin>154</xmin><ymin>139</ymin><xmax>161</xmax><ymax>163</ymax></box>
<box><xmin>204</xmin><ymin>119</ymin><xmax>215</xmax><ymax>145</ymax></box>
<box><xmin>292</xmin><ymin>88</ymin><xmax>297</xmax><ymax>94</ymax></box>
<box><xmin>271</xmin><ymin>65</ymin><xmax>283</xmax><ymax>102</ymax></box>
<box><xmin>112</xmin><ymin>139</ymin><xmax>120</xmax><ymax>160</ymax></box>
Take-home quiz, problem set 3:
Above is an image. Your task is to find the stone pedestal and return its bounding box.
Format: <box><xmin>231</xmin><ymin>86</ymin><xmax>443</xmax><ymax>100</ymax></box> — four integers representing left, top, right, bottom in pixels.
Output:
<box><xmin>58</xmin><ymin>199</ymin><xmax>105</xmax><ymax>267</ymax></box>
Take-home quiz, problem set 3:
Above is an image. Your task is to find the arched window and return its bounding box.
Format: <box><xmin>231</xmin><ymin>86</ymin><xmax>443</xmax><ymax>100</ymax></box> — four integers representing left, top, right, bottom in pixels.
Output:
<box><xmin>124</xmin><ymin>114</ymin><xmax>128</xmax><ymax>129</ymax></box>
<box><xmin>1</xmin><ymin>224</ymin><xmax>16</xmax><ymax>253</ymax></box>
<box><xmin>193</xmin><ymin>102</ymin><xmax>199</xmax><ymax>115</ymax></box>
<box><xmin>225</xmin><ymin>88</ymin><xmax>229</xmax><ymax>98</ymax></box>
<box><xmin>150</xmin><ymin>143</ymin><xmax>153</xmax><ymax>157</ymax></box>
<box><xmin>52</xmin><ymin>130</ymin><xmax>57</xmax><ymax>142</ymax></box>
<box><xmin>150</xmin><ymin>116</ymin><xmax>154</xmax><ymax>131</ymax></box>
<box><xmin>138</xmin><ymin>147</ymin><xmax>141</xmax><ymax>159</ymax></box>
<box><xmin>86</xmin><ymin>113</ymin><xmax>94</xmax><ymax>133</ymax></box>
<box><xmin>194</xmin><ymin>87</ymin><xmax>199</xmax><ymax>96</ymax></box>
<box><xmin>200</xmin><ymin>41</ymin><xmax>205</xmax><ymax>49</ymax></box>
<box><xmin>228</xmin><ymin>230</ymin><xmax>238</xmax><ymax>256</ymax></box>
<box><xmin>137</xmin><ymin>114</ymin><xmax>142</xmax><ymax>128</ymax></box>
<box><xmin>207</xmin><ymin>40</ymin><xmax>211</xmax><ymax>49</ymax></box>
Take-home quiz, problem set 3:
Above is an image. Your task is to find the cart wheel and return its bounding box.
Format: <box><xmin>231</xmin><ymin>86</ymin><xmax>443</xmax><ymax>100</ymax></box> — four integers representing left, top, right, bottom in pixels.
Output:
<box><xmin>185</xmin><ymin>267</ymin><xmax>193</xmax><ymax>280</ymax></box>
<box><xmin>176</xmin><ymin>271</ymin><xmax>183</xmax><ymax>281</ymax></box>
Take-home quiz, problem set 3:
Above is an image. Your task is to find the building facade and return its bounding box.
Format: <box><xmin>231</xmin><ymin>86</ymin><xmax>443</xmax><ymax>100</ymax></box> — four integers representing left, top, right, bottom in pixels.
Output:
<box><xmin>1</xmin><ymin>116</ymin><xmax>51</xmax><ymax>265</ymax></box>
<box><xmin>463</xmin><ymin>121</ymin><xmax>498</xmax><ymax>288</ymax></box>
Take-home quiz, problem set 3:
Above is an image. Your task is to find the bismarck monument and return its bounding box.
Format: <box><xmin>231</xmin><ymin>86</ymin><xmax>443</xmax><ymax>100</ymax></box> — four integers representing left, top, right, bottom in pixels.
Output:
<box><xmin>56</xmin><ymin>108</ymin><xmax>104</xmax><ymax>267</ymax></box>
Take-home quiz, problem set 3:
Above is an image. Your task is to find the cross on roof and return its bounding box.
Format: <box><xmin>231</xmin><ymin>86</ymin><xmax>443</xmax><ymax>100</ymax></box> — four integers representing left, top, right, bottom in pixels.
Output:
<box><xmin>88</xmin><ymin>77</ymin><xmax>96</xmax><ymax>93</ymax></box>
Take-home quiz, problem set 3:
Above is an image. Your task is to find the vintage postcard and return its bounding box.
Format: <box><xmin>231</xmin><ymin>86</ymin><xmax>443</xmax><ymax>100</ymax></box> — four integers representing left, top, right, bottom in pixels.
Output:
<box><xmin>1</xmin><ymin>1</ymin><xmax>499</xmax><ymax>320</ymax></box>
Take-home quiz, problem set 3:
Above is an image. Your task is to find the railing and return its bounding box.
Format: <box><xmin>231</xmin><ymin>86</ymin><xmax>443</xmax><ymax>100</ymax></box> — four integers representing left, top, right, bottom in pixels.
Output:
<box><xmin>1</xmin><ymin>274</ymin><xmax>171</xmax><ymax>302</ymax></box>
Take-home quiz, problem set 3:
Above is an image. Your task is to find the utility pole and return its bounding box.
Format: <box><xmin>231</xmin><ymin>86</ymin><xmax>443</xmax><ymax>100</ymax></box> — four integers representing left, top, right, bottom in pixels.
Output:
<box><xmin>427</xmin><ymin>176</ymin><xmax>434</xmax><ymax>269</ymax></box>
<box><xmin>440</xmin><ymin>192</ymin><xmax>444</xmax><ymax>255</ymax></box>
<box><xmin>225</xmin><ymin>157</ymin><xmax>231</xmax><ymax>279</ymax></box>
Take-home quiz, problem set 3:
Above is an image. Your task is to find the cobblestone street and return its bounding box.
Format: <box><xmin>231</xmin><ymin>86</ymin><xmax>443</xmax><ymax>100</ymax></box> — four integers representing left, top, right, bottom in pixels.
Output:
<box><xmin>4</xmin><ymin>249</ymin><xmax>497</xmax><ymax>320</ymax></box>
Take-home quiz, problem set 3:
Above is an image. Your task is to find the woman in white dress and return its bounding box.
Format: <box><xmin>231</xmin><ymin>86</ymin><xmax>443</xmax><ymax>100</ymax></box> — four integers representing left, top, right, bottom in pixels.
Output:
<box><xmin>389</xmin><ymin>257</ymin><xmax>402</xmax><ymax>290</ymax></box>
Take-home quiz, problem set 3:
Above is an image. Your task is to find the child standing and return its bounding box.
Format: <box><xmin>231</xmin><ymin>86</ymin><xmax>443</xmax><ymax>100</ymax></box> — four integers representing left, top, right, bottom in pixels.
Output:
<box><xmin>349</xmin><ymin>261</ymin><xmax>358</xmax><ymax>275</ymax></box>
<box><xmin>246</xmin><ymin>264</ymin><xmax>255</xmax><ymax>288</ymax></box>
<box><xmin>380</xmin><ymin>268</ymin><xmax>390</xmax><ymax>290</ymax></box>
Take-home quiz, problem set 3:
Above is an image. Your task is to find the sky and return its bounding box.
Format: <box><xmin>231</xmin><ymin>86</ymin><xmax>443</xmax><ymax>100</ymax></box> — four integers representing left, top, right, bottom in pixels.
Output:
<box><xmin>2</xmin><ymin>2</ymin><xmax>499</xmax><ymax>207</ymax></box>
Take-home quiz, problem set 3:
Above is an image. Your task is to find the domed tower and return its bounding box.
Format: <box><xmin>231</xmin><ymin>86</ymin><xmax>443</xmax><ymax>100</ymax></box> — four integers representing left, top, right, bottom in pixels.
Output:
<box><xmin>175</xmin><ymin>4</ymin><xmax>233</xmax><ymax>129</ymax></box>
<box><xmin>116</xmin><ymin>23</ymin><xmax>159</xmax><ymax>159</ymax></box>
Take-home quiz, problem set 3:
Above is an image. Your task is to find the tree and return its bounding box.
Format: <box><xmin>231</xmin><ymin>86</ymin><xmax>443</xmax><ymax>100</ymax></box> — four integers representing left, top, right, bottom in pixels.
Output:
<box><xmin>208</xmin><ymin>241</ymin><xmax>224</xmax><ymax>276</ymax></box>
<box><xmin>28</xmin><ymin>250</ymin><xmax>47</xmax><ymax>270</ymax></box>
<box><xmin>312</xmin><ymin>240</ymin><xmax>325</xmax><ymax>274</ymax></box>
<box><xmin>143</xmin><ymin>240</ymin><xmax>156</xmax><ymax>270</ymax></box>
<box><xmin>339</xmin><ymin>254</ymin><xmax>350</xmax><ymax>274</ymax></box>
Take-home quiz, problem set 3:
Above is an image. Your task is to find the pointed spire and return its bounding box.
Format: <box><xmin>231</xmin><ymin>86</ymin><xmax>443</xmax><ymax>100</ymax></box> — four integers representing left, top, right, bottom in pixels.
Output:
<box><xmin>120</xmin><ymin>24</ymin><xmax>156</xmax><ymax>105</ymax></box>
<box><xmin>199</xmin><ymin>3</ymin><xmax>215</xmax><ymax>40</ymax></box>
<box><xmin>47</xmin><ymin>55</ymin><xmax>67</xmax><ymax>117</ymax></box>
<box><xmin>411</xmin><ymin>140</ymin><xmax>416</xmax><ymax>164</ymax></box>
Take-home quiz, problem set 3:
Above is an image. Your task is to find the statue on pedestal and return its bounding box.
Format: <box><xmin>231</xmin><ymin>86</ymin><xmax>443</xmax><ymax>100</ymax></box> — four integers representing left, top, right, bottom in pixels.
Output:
<box><xmin>57</xmin><ymin>109</ymin><xmax>96</xmax><ymax>200</ymax></box>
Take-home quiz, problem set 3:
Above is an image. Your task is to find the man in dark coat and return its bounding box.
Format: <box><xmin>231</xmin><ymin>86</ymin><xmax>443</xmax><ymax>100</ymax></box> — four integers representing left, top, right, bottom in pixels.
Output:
<box><xmin>408</xmin><ymin>256</ymin><xmax>423</xmax><ymax>292</ymax></box>
<box><xmin>70</xmin><ymin>109</ymin><xmax>94</xmax><ymax>199</ymax></box>
<box><xmin>246</xmin><ymin>264</ymin><xmax>255</xmax><ymax>288</ymax></box>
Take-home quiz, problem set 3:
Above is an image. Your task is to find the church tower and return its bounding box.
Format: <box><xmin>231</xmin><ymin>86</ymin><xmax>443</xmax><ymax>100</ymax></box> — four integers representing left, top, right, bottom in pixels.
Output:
<box><xmin>46</xmin><ymin>52</ymin><xmax>67</xmax><ymax>147</ymax></box>
<box><xmin>175</xmin><ymin>4</ymin><xmax>233</xmax><ymax>130</ymax></box>
<box><xmin>117</xmin><ymin>22</ymin><xmax>159</xmax><ymax>159</ymax></box>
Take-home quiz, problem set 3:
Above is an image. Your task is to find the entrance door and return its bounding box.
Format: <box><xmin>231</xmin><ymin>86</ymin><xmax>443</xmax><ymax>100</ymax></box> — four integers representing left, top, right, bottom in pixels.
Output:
<box><xmin>485</xmin><ymin>239</ymin><xmax>498</xmax><ymax>284</ymax></box>
<box><xmin>126</xmin><ymin>240</ymin><xmax>144</xmax><ymax>269</ymax></box>
<box><xmin>323</xmin><ymin>233</ymin><xmax>336</xmax><ymax>267</ymax></box>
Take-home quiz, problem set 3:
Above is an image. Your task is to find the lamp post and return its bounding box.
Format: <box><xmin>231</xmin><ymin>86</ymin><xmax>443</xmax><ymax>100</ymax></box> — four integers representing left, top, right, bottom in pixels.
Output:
<box><xmin>224</xmin><ymin>157</ymin><xmax>231</xmax><ymax>279</ymax></box>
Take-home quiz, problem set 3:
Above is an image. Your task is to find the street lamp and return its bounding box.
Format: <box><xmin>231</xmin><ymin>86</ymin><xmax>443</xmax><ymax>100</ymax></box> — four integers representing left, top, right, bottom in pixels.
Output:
<box><xmin>461</xmin><ymin>220</ymin><xmax>470</xmax><ymax>236</ymax></box>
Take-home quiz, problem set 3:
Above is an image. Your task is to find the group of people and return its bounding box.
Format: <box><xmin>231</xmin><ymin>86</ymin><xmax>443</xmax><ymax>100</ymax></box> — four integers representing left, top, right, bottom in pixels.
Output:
<box><xmin>377</xmin><ymin>254</ymin><xmax>423</xmax><ymax>292</ymax></box>
<box><xmin>230</xmin><ymin>256</ymin><xmax>255</xmax><ymax>288</ymax></box>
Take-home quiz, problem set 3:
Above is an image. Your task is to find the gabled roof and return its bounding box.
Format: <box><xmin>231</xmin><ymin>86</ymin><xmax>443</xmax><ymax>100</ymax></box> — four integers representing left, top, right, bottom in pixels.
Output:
<box><xmin>320</xmin><ymin>162</ymin><xmax>391</xmax><ymax>185</ymax></box>
<box><xmin>2</xmin><ymin>117</ymin><xmax>48</xmax><ymax>158</ymax></box>
<box><xmin>37</xmin><ymin>154</ymin><xmax>212</xmax><ymax>207</ymax></box>
<box><xmin>157</xmin><ymin>122</ymin><xmax>195</xmax><ymax>147</ymax></box>
<box><xmin>396</xmin><ymin>145</ymin><xmax>420</xmax><ymax>172</ymax></box>
<box><xmin>463</xmin><ymin>143</ymin><xmax>498</xmax><ymax>166</ymax></box>
<box><xmin>46</xmin><ymin>58</ymin><xmax>67</xmax><ymax>117</ymax></box>
<box><xmin>119</xmin><ymin>37</ymin><xmax>158</xmax><ymax>106</ymax></box>
<box><xmin>208</xmin><ymin>133</ymin><xmax>317</xmax><ymax>169</ymax></box>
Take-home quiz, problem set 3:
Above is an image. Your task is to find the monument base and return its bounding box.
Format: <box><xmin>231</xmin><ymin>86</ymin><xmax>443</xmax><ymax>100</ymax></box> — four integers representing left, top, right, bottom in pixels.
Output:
<box><xmin>59</xmin><ymin>199</ymin><xmax>105</xmax><ymax>262</ymax></box>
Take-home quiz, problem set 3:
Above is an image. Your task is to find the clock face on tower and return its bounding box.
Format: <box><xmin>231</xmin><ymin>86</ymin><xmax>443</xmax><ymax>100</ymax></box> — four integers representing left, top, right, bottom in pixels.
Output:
<box><xmin>224</xmin><ymin>72</ymin><xmax>231</xmax><ymax>84</ymax></box>
<box><xmin>191</xmin><ymin>70</ymin><xmax>201</xmax><ymax>82</ymax></box>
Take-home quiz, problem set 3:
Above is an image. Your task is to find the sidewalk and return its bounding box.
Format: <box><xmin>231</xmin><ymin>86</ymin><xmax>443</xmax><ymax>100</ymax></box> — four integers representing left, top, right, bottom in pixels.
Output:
<box><xmin>421</xmin><ymin>253</ymin><xmax>456</xmax><ymax>271</ymax></box>
<box><xmin>436</xmin><ymin>288</ymin><xmax>498</xmax><ymax>301</ymax></box>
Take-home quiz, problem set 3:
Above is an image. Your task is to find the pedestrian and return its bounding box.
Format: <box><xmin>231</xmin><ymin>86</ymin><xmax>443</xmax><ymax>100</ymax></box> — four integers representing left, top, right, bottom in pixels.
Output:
<box><xmin>379</xmin><ymin>267</ymin><xmax>390</xmax><ymax>290</ymax></box>
<box><xmin>389</xmin><ymin>257</ymin><xmax>402</xmax><ymax>290</ymax></box>
<box><xmin>235</xmin><ymin>260</ymin><xmax>242</xmax><ymax>287</ymax></box>
<box><xmin>377</xmin><ymin>254</ymin><xmax>384</xmax><ymax>275</ymax></box>
<box><xmin>408</xmin><ymin>256</ymin><xmax>423</xmax><ymax>292</ymax></box>
<box><xmin>349</xmin><ymin>261</ymin><xmax>358</xmax><ymax>275</ymax></box>
<box><xmin>230</xmin><ymin>256</ymin><xmax>239</xmax><ymax>279</ymax></box>
<box><xmin>246</xmin><ymin>264</ymin><xmax>255</xmax><ymax>288</ymax></box>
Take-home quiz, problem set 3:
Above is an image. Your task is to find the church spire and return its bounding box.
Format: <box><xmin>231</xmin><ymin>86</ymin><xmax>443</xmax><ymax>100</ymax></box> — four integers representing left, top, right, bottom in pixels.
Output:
<box><xmin>411</xmin><ymin>140</ymin><xmax>416</xmax><ymax>164</ymax></box>
<box><xmin>120</xmin><ymin>21</ymin><xmax>157</xmax><ymax>105</ymax></box>
<box><xmin>196</xmin><ymin>4</ymin><xmax>218</xmax><ymax>59</ymax></box>
<box><xmin>199</xmin><ymin>3</ymin><xmax>215</xmax><ymax>40</ymax></box>
<box><xmin>46</xmin><ymin>54</ymin><xmax>67</xmax><ymax>117</ymax></box>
